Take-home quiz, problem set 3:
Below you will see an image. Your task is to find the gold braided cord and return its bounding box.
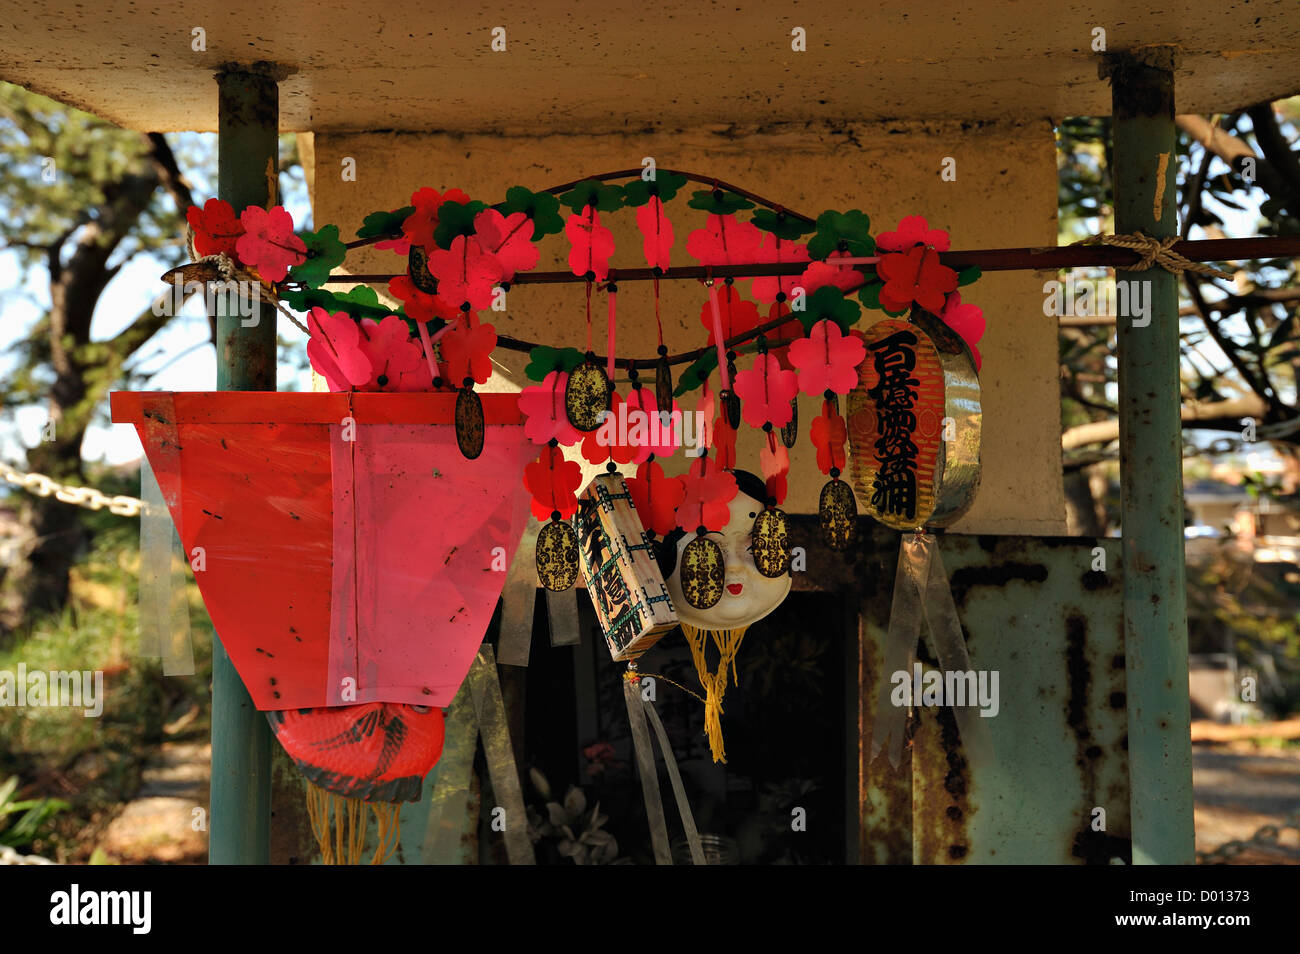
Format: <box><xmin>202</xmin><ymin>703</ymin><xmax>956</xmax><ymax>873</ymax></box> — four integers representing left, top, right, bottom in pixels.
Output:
<box><xmin>1071</xmin><ymin>233</ymin><xmax>1235</xmax><ymax>280</ymax></box>
<box><xmin>679</xmin><ymin>623</ymin><xmax>749</xmax><ymax>764</ymax></box>
<box><xmin>304</xmin><ymin>780</ymin><xmax>403</xmax><ymax>865</ymax></box>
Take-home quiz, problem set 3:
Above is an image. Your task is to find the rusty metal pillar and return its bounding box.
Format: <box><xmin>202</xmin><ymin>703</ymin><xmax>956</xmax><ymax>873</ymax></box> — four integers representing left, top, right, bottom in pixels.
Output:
<box><xmin>209</xmin><ymin>63</ymin><xmax>283</xmax><ymax>864</ymax></box>
<box><xmin>1104</xmin><ymin>47</ymin><xmax>1195</xmax><ymax>864</ymax></box>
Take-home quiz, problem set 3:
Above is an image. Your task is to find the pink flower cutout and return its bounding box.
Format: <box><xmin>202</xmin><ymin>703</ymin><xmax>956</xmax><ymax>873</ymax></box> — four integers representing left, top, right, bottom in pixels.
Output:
<box><xmin>565</xmin><ymin>208</ymin><xmax>615</xmax><ymax>280</ymax></box>
<box><xmin>473</xmin><ymin>209</ymin><xmax>539</xmax><ymax>281</ymax></box>
<box><xmin>357</xmin><ymin>315</ymin><xmax>430</xmax><ymax>392</ymax></box>
<box><xmin>636</xmin><ymin>196</ymin><xmax>674</xmax><ymax>271</ymax></box>
<box><xmin>581</xmin><ymin>392</ymin><xmax>641</xmax><ymax>467</ymax></box>
<box><xmin>426</xmin><ymin>235</ymin><xmax>503</xmax><ymax>311</ymax></box>
<box><xmin>518</xmin><ymin>370</ymin><xmax>582</xmax><ymax>446</ymax></box>
<box><xmin>750</xmin><ymin>236</ymin><xmax>810</xmax><ymax>304</ymax></box>
<box><xmin>698</xmin><ymin>289</ymin><xmax>761</xmax><ymax>344</ymax></box>
<box><xmin>439</xmin><ymin>317</ymin><xmax>497</xmax><ymax>385</ymax></box>
<box><xmin>306</xmin><ymin>307</ymin><xmax>372</xmax><ymax>391</ymax></box>
<box><xmin>235</xmin><ymin>205</ymin><xmax>306</xmax><ymax>282</ymax></box>
<box><xmin>788</xmin><ymin>319</ymin><xmax>867</xmax><ymax>397</ymax></box>
<box><xmin>940</xmin><ymin>292</ymin><xmax>985</xmax><ymax>370</ymax></box>
<box><xmin>875</xmin><ymin>214</ymin><xmax>951</xmax><ymax>253</ymax></box>
<box><xmin>732</xmin><ymin>352</ymin><xmax>798</xmax><ymax>428</ymax></box>
<box><xmin>800</xmin><ymin>250</ymin><xmax>864</xmax><ymax>297</ymax></box>
<box><xmin>686</xmin><ymin>214</ymin><xmax>763</xmax><ymax>266</ymax></box>
<box><xmin>676</xmin><ymin>455</ymin><xmax>738</xmax><ymax>532</ymax></box>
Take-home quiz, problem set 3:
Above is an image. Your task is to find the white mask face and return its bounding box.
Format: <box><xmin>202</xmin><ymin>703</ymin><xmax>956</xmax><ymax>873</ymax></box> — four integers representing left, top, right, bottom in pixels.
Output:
<box><xmin>666</xmin><ymin>490</ymin><xmax>792</xmax><ymax>629</ymax></box>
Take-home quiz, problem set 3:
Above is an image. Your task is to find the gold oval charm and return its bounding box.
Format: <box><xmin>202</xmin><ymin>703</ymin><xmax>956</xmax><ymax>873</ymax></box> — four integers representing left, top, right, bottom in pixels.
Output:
<box><xmin>408</xmin><ymin>246</ymin><xmax>439</xmax><ymax>295</ymax></box>
<box><xmin>780</xmin><ymin>398</ymin><xmax>798</xmax><ymax>448</ymax></box>
<box><xmin>565</xmin><ymin>360</ymin><xmax>611</xmax><ymax>432</ymax></box>
<box><xmin>679</xmin><ymin>535</ymin><xmax>724</xmax><ymax>610</ymax></box>
<box><xmin>455</xmin><ymin>387</ymin><xmax>485</xmax><ymax>460</ymax></box>
<box><xmin>536</xmin><ymin>519</ymin><xmax>579</xmax><ymax>592</ymax></box>
<box><xmin>819</xmin><ymin>478</ymin><xmax>857</xmax><ymax>552</ymax></box>
<box><xmin>655</xmin><ymin>356</ymin><xmax>673</xmax><ymax>414</ymax></box>
<box><xmin>751</xmin><ymin>508</ymin><xmax>790</xmax><ymax>578</ymax></box>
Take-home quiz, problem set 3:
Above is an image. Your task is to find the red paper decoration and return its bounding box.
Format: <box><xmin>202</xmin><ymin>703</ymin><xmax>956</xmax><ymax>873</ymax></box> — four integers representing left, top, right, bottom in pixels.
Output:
<box><xmin>939</xmin><ymin>291</ymin><xmax>986</xmax><ymax>370</ymax></box>
<box><xmin>439</xmin><ymin>316</ymin><xmax>497</xmax><ymax>385</ymax></box>
<box><xmin>426</xmin><ymin>235</ymin><xmax>503</xmax><ymax>311</ymax></box>
<box><xmin>473</xmin><ymin>208</ymin><xmax>540</xmax><ymax>281</ymax></box>
<box><xmin>676</xmin><ymin>455</ymin><xmax>738</xmax><ymax>532</ymax></box>
<box><xmin>386</xmin><ymin>274</ymin><xmax>459</xmax><ymax>325</ymax></box>
<box><xmin>788</xmin><ymin>318</ymin><xmax>867</xmax><ymax>397</ymax></box>
<box><xmin>236</xmin><ymin>205</ymin><xmax>306</xmax><ymax>282</ymax></box>
<box><xmin>877</xmin><ymin>245</ymin><xmax>958</xmax><ymax>314</ymax></box>
<box><xmin>402</xmin><ymin>187</ymin><xmax>472</xmax><ymax>255</ymax></box>
<box><xmin>626</xmin><ymin>459</ymin><xmax>685</xmax><ymax>537</ymax></box>
<box><xmin>566</xmin><ymin>207</ymin><xmax>615</xmax><ymax>279</ymax></box>
<box><xmin>357</xmin><ymin>315</ymin><xmax>431</xmax><ymax>392</ymax></box>
<box><xmin>636</xmin><ymin>196</ymin><xmax>674</xmax><ymax>271</ymax></box>
<box><xmin>733</xmin><ymin>352</ymin><xmax>798</xmax><ymax>428</ymax></box>
<box><xmin>810</xmin><ymin>399</ymin><xmax>848</xmax><ymax>475</ymax></box>
<box><xmin>306</xmin><ymin>307</ymin><xmax>372</xmax><ymax>391</ymax></box>
<box><xmin>186</xmin><ymin>198</ymin><xmax>244</xmax><ymax>258</ymax></box>
<box><xmin>518</xmin><ymin>370</ymin><xmax>583</xmax><ymax>446</ymax></box>
<box><xmin>524</xmin><ymin>444</ymin><xmax>583</xmax><ymax>521</ymax></box>
<box><xmin>686</xmin><ymin>213</ymin><xmax>762</xmax><ymax>265</ymax></box>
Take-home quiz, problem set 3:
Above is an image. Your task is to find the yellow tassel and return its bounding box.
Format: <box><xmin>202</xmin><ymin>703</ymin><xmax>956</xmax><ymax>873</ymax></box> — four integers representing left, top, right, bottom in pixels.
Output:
<box><xmin>303</xmin><ymin>780</ymin><xmax>404</xmax><ymax>865</ymax></box>
<box><xmin>680</xmin><ymin>623</ymin><xmax>749</xmax><ymax>763</ymax></box>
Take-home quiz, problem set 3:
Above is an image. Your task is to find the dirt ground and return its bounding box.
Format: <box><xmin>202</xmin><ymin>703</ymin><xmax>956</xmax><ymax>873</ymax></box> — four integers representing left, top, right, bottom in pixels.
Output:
<box><xmin>1192</xmin><ymin>720</ymin><xmax>1300</xmax><ymax>865</ymax></box>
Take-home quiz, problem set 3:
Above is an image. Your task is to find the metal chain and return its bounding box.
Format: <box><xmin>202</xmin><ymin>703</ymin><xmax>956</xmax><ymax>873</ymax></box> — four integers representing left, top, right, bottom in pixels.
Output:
<box><xmin>0</xmin><ymin>461</ymin><xmax>141</xmax><ymax>518</ymax></box>
<box><xmin>1197</xmin><ymin>805</ymin><xmax>1300</xmax><ymax>864</ymax></box>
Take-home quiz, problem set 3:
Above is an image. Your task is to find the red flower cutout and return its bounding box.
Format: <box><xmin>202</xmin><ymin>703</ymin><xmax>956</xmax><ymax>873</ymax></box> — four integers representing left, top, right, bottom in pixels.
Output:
<box><xmin>939</xmin><ymin>291</ymin><xmax>985</xmax><ymax>370</ymax></box>
<box><xmin>357</xmin><ymin>315</ymin><xmax>430</xmax><ymax>392</ymax></box>
<box><xmin>636</xmin><ymin>196</ymin><xmax>674</xmax><ymax>271</ymax></box>
<box><xmin>788</xmin><ymin>319</ymin><xmax>867</xmax><ymax>397</ymax></box>
<box><xmin>750</xmin><ymin>236</ymin><xmax>810</xmax><ymax>304</ymax></box>
<box><xmin>387</xmin><ymin>275</ymin><xmax>459</xmax><ymax>325</ymax></box>
<box><xmin>697</xmin><ymin>288</ymin><xmax>761</xmax><ymax>345</ymax></box>
<box><xmin>426</xmin><ymin>235</ymin><xmax>503</xmax><ymax>312</ymax></box>
<box><xmin>402</xmin><ymin>187</ymin><xmax>471</xmax><ymax>255</ymax></box>
<box><xmin>686</xmin><ymin>214</ymin><xmax>763</xmax><ymax>266</ymax></box>
<box><xmin>473</xmin><ymin>209</ymin><xmax>539</xmax><ymax>281</ymax></box>
<box><xmin>877</xmin><ymin>245</ymin><xmax>958</xmax><ymax>314</ymax></box>
<box><xmin>732</xmin><ymin>352</ymin><xmax>799</xmax><ymax>428</ymax></box>
<box><xmin>524</xmin><ymin>445</ymin><xmax>583</xmax><ymax>521</ymax></box>
<box><xmin>627</xmin><ymin>459</ymin><xmax>686</xmax><ymax>537</ymax></box>
<box><xmin>760</xmin><ymin>438</ymin><xmax>790</xmax><ymax>505</ymax></box>
<box><xmin>306</xmin><ymin>307</ymin><xmax>372</xmax><ymax>391</ymax></box>
<box><xmin>876</xmin><ymin>214</ymin><xmax>951</xmax><ymax>253</ymax></box>
<box><xmin>581</xmin><ymin>392</ymin><xmax>641</xmax><ymax>467</ymax></box>
<box><xmin>565</xmin><ymin>208</ymin><xmax>615</xmax><ymax>280</ymax></box>
<box><xmin>676</xmin><ymin>455</ymin><xmax>738</xmax><ymax>532</ymax></box>
<box><xmin>186</xmin><ymin>199</ymin><xmax>244</xmax><ymax>259</ymax></box>
<box><xmin>439</xmin><ymin>316</ymin><xmax>497</xmax><ymax>385</ymax></box>
<box><xmin>235</xmin><ymin>205</ymin><xmax>306</xmax><ymax>282</ymax></box>
<box><xmin>518</xmin><ymin>370</ymin><xmax>582</xmax><ymax>446</ymax></box>
<box><xmin>810</xmin><ymin>400</ymin><xmax>848</xmax><ymax>475</ymax></box>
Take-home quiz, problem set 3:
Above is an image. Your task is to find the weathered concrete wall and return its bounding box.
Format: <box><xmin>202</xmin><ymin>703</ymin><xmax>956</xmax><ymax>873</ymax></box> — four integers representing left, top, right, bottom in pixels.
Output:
<box><xmin>304</xmin><ymin>121</ymin><xmax>1066</xmax><ymax>534</ymax></box>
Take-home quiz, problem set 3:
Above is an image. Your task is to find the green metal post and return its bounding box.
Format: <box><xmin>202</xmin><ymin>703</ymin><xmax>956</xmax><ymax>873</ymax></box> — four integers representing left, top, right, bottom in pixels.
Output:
<box><xmin>209</xmin><ymin>64</ymin><xmax>281</xmax><ymax>864</ymax></box>
<box><xmin>1106</xmin><ymin>48</ymin><xmax>1195</xmax><ymax>864</ymax></box>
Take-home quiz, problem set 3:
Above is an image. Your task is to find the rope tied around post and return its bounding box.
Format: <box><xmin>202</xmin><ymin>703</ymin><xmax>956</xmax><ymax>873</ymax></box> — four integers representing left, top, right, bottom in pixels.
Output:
<box><xmin>1072</xmin><ymin>232</ymin><xmax>1235</xmax><ymax>280</ymax></box>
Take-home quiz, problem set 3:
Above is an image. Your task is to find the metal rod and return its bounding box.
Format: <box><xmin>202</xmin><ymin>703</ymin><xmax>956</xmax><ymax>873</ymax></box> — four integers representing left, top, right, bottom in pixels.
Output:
<box><xmin>209</xmin><ymin>63</ymin><xmax>280</xmax><ymax>865</ymax></box>
<box><xmin>1107</xmin><ymin>47</ymin><xmax>1195</xmax><ymax>865</ymax></box>
<box><xmin>322</xmin><ymin>235</ymin><xmax>1300</xmax><ymax>287</ymax></box>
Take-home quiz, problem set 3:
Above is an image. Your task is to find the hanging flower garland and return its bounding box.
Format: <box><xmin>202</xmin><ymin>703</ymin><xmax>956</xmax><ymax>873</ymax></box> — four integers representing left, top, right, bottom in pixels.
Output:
<box><xmin>176</xmin><ymin>172</ymin><xmax>987</xmax><ymax>589</ymax></box>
